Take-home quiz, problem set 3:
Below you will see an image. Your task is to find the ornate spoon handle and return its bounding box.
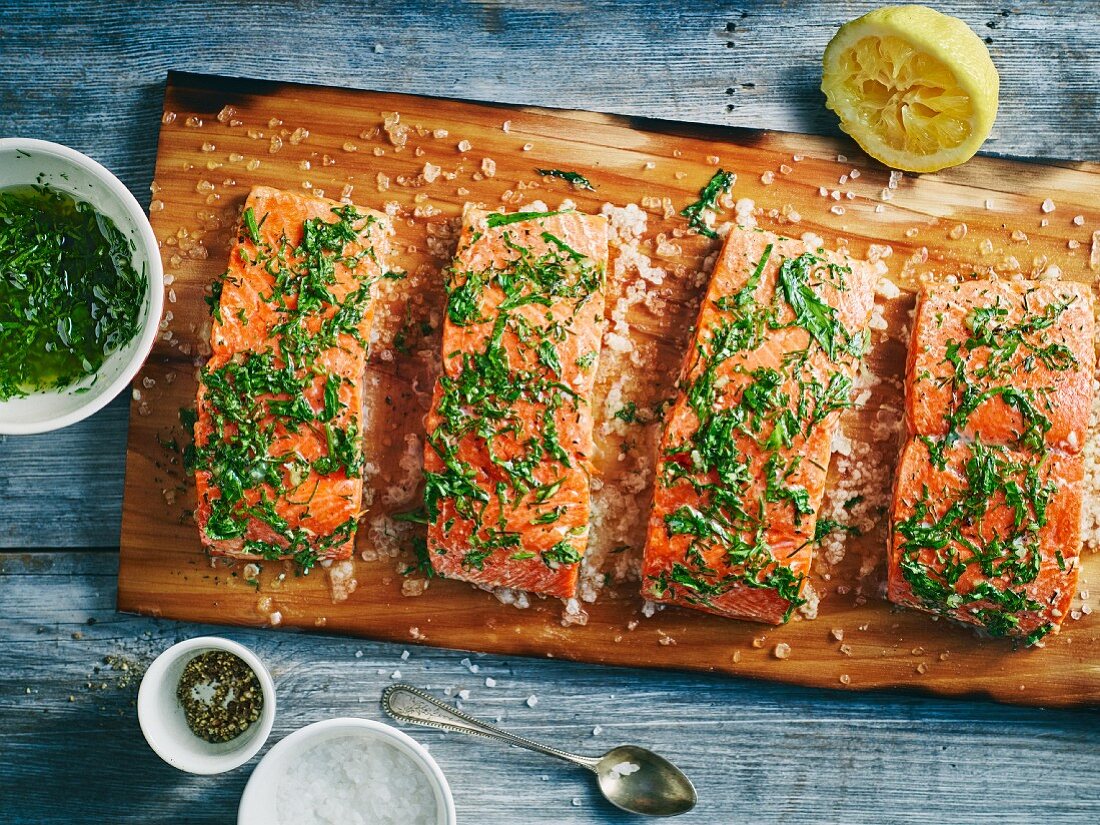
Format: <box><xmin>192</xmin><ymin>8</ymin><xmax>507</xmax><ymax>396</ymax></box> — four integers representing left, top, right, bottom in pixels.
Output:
<box><xmin>381</xmin><ymin>683</ymin><xmax>599</xmax><ymax>771</ymax></box>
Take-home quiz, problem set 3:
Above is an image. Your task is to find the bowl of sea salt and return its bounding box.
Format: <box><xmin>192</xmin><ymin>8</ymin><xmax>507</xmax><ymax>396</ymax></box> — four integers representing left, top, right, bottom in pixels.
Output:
<box><xmin>238</xmin><ymin>717</ymin><xmax>455</xmax><ymax>825</ymax></box>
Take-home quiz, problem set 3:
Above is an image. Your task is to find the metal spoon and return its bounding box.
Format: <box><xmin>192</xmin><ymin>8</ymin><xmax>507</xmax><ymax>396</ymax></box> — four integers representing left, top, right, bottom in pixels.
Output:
<box><xmin>381</xmin><ymin>683</ymin><xmax>697</xmax><ymax>817</ymax></box>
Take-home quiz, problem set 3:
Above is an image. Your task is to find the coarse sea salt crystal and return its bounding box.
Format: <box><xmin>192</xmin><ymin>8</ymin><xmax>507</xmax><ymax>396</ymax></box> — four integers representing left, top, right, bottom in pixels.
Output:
<box><xmin>276</xmin><ymin>735</ymin><xmax>438</xmax><ymax>825</ymax></box>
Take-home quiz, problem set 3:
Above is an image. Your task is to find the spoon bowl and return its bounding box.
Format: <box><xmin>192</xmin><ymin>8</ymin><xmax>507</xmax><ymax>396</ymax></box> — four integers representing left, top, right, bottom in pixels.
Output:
<box><xmin>595</xmin><ymin>744</ymin><xmax>697</xmax><ymax>817</ymax></box>
<box><xmin>382</xmin><ymin>684</ymin><xmax>697</xmax><ymax>818</ymax></box>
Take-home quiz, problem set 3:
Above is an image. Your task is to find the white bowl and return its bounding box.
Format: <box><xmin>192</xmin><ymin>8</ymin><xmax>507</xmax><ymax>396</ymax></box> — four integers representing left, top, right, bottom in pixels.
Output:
<box><xmin>238</xmin><ymin>718</ymin><xmax>457</xmax><ymax>825</ymax></box>
<box><xmin>0</xmin><ymin>137</ymin><xmax>163</xmax><ymax>435</ymax></box>
<box><xmin>137</xmin><ymin>636</ymin><xmax>276</xmax><ymax>775</ymax></box>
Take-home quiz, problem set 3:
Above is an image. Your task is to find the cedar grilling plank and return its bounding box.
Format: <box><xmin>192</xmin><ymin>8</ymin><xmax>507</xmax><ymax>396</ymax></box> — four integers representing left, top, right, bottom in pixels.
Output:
<box><xmin>641</xmin><ymin>229</ymin><xmax>879</xmax><ymax>624</ymax></box>
<box><xmin>193</xmin><ymin>186</ymin><xmax>391</xmax><ymax>565</ymax></box>
<box><xmin>424</xmin><ymin>206</ymin><xmax>608</xmax><ymax>598</ymax></box>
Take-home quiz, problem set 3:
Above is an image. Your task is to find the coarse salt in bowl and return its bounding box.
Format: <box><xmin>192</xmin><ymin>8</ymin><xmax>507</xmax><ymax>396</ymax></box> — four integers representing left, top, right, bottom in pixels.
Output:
<box><xmin>238</xmin><ymin>717</ymin><xmax>456</xmax><ymax>825</ymax></box>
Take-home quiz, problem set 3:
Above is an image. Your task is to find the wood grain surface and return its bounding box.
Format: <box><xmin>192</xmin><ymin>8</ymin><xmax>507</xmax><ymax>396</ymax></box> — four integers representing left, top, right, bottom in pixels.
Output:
<box><xmin>117</xmin><ymin>71</ymin><xmax>1100</xmax><ymax>709</ymax></box>
<box><xmin>8</xmin><ymin>552</ymin><xmax>1099</xmax><ymax>824</ymax></box>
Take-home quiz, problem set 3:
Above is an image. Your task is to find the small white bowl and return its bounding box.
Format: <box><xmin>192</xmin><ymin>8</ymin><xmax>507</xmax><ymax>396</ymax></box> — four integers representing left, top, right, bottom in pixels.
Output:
<box><xmin>0</xmin><ymin>137</ymin><xmax>163</xmax><ymax>435</ymax></box>
<box><xmin>138</xmin><ymin>636</ymin><xmax>276</xmax><ymax>775</ymax></box>
<box><xmin>238</xmin><ymin>717</ymin><xmax>457</xmax><ymax>825</ymax></box>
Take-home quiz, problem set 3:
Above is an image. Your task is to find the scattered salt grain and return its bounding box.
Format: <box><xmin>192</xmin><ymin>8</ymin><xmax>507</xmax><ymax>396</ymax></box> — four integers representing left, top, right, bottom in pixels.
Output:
<box><xmin>485</xmin><ymin>677</ymin><xmax>497</xmax><ymax>688</ymax></box>
<box><xmin>773</xmin><ymin>643</ymin><xmax>791</xmax><ymax>660</ymax></box>
<box><xmin>610</xmin><ymin>761</ymin><xmax>641</xmax><ymax>778</ymax></box>
<box><xmin>457</xmin><ymin>689</ymin><xmax>471</xmax><ymax>701</ymax></box>
<box><xmin>526</xmin><ymin>695</ymin><xmax>539</xmax><ymax>708</ymax></box>
<box><xmin>592</xmin><ymin>725</ymin><xmax>602</xmax><ymax>736</ymax></box>
<box><xmin>390</xmin><ymin>670</ymin><xmax>401</xmax><ymax>680</ymax></box>
<box><xmin>1041</xmin><ymin>198</ymin><xmax>1056</xmax><ymax>214</ymax></box>
<box><xmin>401</xmin><ymin>650</ymin><xmax>410</xmax><ymax>661</ymax></box>
<box><xmin>1072</xmin><ymin>215</ymin><xmax>1085</xmax><ymax>226</ymax></box>
<box><xmin>276</xmin><ymin>735</ymin><xmax>438</xmax><ymax>824</ymax></box>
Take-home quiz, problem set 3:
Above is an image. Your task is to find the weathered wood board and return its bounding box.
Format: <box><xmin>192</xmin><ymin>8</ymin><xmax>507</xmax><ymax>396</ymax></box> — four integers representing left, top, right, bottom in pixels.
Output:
<box><xmin>118</xmin><ymin>71</ymin><xmax>1100</xmax><ymax>709</ymax></box>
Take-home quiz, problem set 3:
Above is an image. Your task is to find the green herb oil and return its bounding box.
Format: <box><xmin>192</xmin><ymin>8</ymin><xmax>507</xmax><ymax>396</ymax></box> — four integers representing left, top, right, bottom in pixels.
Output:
<box><xmin>0</xmin><ymin>185</ymin><xmax>146</xmax><ymax>399</ymax></box>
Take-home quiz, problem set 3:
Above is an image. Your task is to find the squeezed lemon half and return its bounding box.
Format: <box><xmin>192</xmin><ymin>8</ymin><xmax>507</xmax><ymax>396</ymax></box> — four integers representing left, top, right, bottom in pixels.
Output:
<box><xmin>821</xmin><ymin>5</ymin><xmax>999</xmax><ymax>173</ymax></box>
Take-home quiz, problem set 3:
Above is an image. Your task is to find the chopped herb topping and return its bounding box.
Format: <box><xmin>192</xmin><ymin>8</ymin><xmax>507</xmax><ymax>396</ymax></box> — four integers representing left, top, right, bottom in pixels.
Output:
<box><xmin>193</xmin><ymin>203</ymin><xmax>381</xmax><ymax>571</ymax></box>
<box><xmin>485</xmin><ymin>209</ymin><xmax>566</xmax><ymax>228</ymax></box>
<box><xmin>648</xmin><ymin>242</ymin><xmax>867</xmax><ymax>620</ymax></box>
<box><xmin>899</xmin><ymin>287</ymin><xmax>1082</xmax><ymax>643</ymax></box>
<box><xmin>426</xmin><ymin>213</ymin><xmax>604</xmax><ymax>576</ymax></box>
<box><xmin>680</xmin><ymin>170</ymin><xmax>735</xmax><ymax>239</ymax></box>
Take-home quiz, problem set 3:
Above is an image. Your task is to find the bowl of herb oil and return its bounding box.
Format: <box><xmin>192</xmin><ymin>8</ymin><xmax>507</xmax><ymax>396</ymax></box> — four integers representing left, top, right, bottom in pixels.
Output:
<box><xmin>0</xmin><ymin>138</ymin><xmax>163</xmax><ymax>434</ymax></box>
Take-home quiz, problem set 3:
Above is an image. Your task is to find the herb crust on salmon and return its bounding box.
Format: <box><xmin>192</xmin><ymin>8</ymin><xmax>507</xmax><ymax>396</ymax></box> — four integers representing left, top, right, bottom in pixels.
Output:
<box><xmin>423</xmin><ymin>206</ymin><xmax>608</xmax><ymax>598</ymax></box>
<box><xmin>641</xmin><ymin>229</ymin><xmax>879</xmax><ymax>624</ymax></box>
<box><xmin>192</xmin><ymin>186</ymin><xmax>392</xmax><ymax>570</ymax></box>
<box><xmin>890</xmin><ymin>279</ymin><xmax>1093</xmax><ymax>643</ymax></box>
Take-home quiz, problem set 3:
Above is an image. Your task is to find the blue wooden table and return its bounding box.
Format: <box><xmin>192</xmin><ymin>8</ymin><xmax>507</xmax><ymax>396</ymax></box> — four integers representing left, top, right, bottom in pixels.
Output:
<box><xmin>1</xmin><ymin>2</ymin><xmax>1098</xmax><ymax>822</ymax></box>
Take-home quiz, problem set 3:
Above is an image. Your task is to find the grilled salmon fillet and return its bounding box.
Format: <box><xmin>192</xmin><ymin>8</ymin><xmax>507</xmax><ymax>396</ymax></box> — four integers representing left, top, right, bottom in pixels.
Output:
<box><xmin>641</xmin><ymin>229</ymin><xmax>878</xmax><ymax>624</ymax></box>
<box><xmin>890</xmin><ymin>279</ymin><xmax>1094</xmax><ymax>642</ymax></box>
<box><xmin>423</xmin><ymin>206</ymin><xmax>608</xmax><ymax>598</ymax></box>
<box><xmin>907</xmin><ymin>280</ymin><xmax>1093</xmax><ymax>451</ymax></box>
<box><xmin>890</xmin><ymin>438</ymin><xmax>1082</xmax><ymax>640</ymax></box>
<box><xmin>193</xmin><ymin>186</ymin><xmax>392</xmax><ymax>568</ymax></box>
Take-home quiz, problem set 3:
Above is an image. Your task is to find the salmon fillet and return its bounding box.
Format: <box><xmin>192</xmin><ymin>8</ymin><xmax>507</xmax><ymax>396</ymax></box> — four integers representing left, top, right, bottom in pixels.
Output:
<box><xmin>891</xmin><ymin>279</ymin><xmax>1094</xmax><ymax>642</ymax></box>
<box><xmin>193</xmin><ymin>186</ymin><xmax>392</xmax><ymax>568</ymax></box>
<box><xmin>424</xmin><ymin>206</ymin><xmax>608</xmax><ymax>598</ymax></box>
<box><xmin>641</xmin><ymin>230</ymin><xmax>879</xmax><ymax>623</ymax></box>
<box><xmin>889</xmin><ymin>438</ymin><xmax>1082</xmax><ymax>641</ymax></box>
<box><xmin>907</xmin><ymin>280</ymin><xmax>1093</xmax><ymax>451</ymax></box>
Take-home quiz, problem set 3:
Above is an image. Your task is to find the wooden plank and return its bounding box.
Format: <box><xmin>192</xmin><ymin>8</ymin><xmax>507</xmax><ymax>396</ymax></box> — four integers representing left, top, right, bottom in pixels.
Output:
<box><xmin>116</xmin><ymin>72</ymin><xmax>1100</xmax><ymax>709</ymax></box>
<box><xmin>4</xmin><ymin>552</ymin><xmax>1100</xmax><ymax>824</ymax></box>
<box><xmin>2</xmin><ymin>1</ymin><xmax>1099</xmax><ymax>551</ymax></box>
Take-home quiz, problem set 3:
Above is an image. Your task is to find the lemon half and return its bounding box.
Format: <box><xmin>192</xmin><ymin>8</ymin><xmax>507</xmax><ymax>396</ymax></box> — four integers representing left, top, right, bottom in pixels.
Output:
<box><xmin>822</xmin><ymin>5</ymin><xmax>999</xmax><ymax>173</ymax></box>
